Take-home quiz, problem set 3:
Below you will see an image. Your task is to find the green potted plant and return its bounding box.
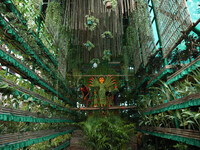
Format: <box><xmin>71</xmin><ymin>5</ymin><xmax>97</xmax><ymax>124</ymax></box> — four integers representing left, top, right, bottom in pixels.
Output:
<box><xmin>101</xmin><ymin>31</ymin><xmax>113</xmax><ymax>39</ymax></box>
<box><xmin>102</xmin><ymin>49</ymin><xmax>112</xmax><ymax>61</ymax></box>
<box><xmin>83</xmin><ymin>40</ymin><xmax>95</xmax><ymax>51</ymax></box>
<box><xmin>80</xmin><ymin>115</ymin><xmax>136</xmax><ymax>150</ymax></box>
<box><xmin>84</xmin><ymin>15</ymin><xmax>99</xmax><ymax>31</ymax></box>
<box><xmin>103</xmin><ymin>0</ymin><xmax>118</xmax><ymax>10</ymax></box>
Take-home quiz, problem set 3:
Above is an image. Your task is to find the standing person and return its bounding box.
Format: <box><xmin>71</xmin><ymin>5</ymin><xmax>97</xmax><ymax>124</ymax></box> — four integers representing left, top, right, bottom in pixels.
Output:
<box><xmin>112</xmin><ymin>86</ymin><xmax>119</xmax><ymax>106</ymax></box>
<box><xmin>80</xmin><ymin>84</ymin><xmax>90</xmax><ymax>107</ymax></box>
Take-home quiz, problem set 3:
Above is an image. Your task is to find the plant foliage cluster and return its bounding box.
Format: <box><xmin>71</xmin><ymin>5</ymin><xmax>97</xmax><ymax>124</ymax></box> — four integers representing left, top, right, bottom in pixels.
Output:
<box><xmin>80</xmin><ymin>114</ymin><xmax>135</xmax><ymax>150</ymax></box>
<box><xmin>84</xmin><ymin>15</ymin><xmax>99</xmax><ymax>31</ymax></box>
<box><xmin>103</xmin><ymin>0</ymin><xmax>118</xmax><ymax>10</ymax></box>
<box><xmin>137</xmin><ymin>69</ymin><xmax>200</xmax><ymax>131</ymax></box>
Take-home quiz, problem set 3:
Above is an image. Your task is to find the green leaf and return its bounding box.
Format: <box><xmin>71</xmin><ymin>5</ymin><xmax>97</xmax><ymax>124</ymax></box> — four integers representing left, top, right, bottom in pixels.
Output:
<box><xmin>175</xmin><ymin>110</ymin><xmax>181</xmax><ymax>120</ymax></box>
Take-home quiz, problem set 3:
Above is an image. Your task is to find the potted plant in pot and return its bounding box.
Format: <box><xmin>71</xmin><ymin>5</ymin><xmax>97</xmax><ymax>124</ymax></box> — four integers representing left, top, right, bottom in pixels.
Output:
<box><xmin>102</xmin><ymin>49</ymin><xmax>112</xmax><ymax>61</ymax></box>
<box><xmin>103</xmin><ymin>0</ymin><xmax>118</xmax><ymax>10</ymax></box>
<box><xmin>84</xmin><ymin>15</ymin><xmax>99</xmax><ymax>31</ymax></box>
<box><xmin>83</xmin><ymin>40</ymin><xmax>95</xmax><ymax>51</ymax></box>
<box><xmin>101</xmin><ymin>31</ymin><xmax>113</xmax><ymax>39</ymax></box>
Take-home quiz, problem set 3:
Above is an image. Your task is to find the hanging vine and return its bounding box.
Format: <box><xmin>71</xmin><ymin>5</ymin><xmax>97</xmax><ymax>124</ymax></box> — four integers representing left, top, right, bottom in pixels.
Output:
<box><xmin>133</xmin><ymin>0</ymin><xmax>150</xmax><ymax>37</ymax></box>
<box><xmin>45</xmin><ymin>1</ymin><xmax>70</xmax><ymax>78</ymax></box>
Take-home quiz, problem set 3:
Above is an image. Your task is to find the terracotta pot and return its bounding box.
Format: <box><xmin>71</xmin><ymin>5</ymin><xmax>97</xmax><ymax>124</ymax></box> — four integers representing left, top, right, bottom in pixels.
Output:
<box><xmin>106</xmin><ymin>1</ymin><xmax>112</xmax><ymax>9</ymax></box>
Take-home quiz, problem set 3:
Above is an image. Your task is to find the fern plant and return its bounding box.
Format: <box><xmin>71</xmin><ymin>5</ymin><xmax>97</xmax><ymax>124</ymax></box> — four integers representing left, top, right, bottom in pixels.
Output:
<box><xmin>173</xmin><ymin>143</ymin><xmax>188</xmax><ymax>150</ymax></box>
<box><xmin>80</xmin><ymin>115</ymin><xmax>135</xmax><ymax>150</ymax></box>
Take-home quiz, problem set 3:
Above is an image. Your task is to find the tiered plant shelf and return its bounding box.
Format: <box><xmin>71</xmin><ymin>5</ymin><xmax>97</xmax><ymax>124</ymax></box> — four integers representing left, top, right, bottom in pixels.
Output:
<box><xmin>0</xmin><ymin>128</ymin><xmax>74</xmax><ymax>149</ymax></box>
<box><xmin>0</xmin><ymin>7</ymin><xmax>71</xmax><ymax>96</ymax></box>
<box><xmin>167</xmin><ymin>56</ymin><xmax>200</xmax><ymax>85</ymax></box>
<box><xmin>147</xmin><ymin>65</ymin><xmax>174</xmax><ymax>88</ymax></box>
<box><xmin>0</xmin><ymin>105</ymin><xmax>73</xmax><ymax>123</ymax></box>
<box><xmin>136</xmin><ymin>77</ymin><xmax>150</xmax><ymax>89</ymax></box>
<box><xmin>0</xmin><ymin>1</ymin><xmax>76</xmax><ymax>149</ymax></box>
<box><xmin>0</xmin><ymin>46</ymin><xmax>73</xmax><ymax>105</ymax></box>
<box><xmin>133</xmin><ymin>65</ymin><xmax>174</xmax><ymax>96</ymax></box>
<box><xmin>139</xmin><ymin>127</ymin><xmax>200</xmax><ymax>148</ymax></box>
<box><xmin>3</xmin><ymin>0</ymin><xmax>58</xmax><ymax>67</ymax></box>
<box><xmin>143</xmin><ymin>92</ymin><xmax>200</xmax><ymax>115</ymax></box>
<box><xmin>0</xmin><ymin>71</ymin><xmax>73</xmax><ymax>112</ymax></box>
<box><xmin>136</xmin><ymin>59</ymin><xmax>200</xmax><ymax>148</ymax></box>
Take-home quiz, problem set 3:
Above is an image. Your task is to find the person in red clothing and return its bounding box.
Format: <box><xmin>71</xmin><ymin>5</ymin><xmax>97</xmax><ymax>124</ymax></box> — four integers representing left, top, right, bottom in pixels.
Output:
<box><xmin>80</xmin><ymin>84</ymin><xmax>90</xmax><ymax>107</ymax></box>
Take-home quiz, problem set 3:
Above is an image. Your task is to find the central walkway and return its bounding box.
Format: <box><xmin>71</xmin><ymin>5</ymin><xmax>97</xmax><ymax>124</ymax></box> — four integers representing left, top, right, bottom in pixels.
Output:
<box><xmin>70</xmin><ymin>130</ymin><xmax>86</xmax><ymax>150</ymax></box>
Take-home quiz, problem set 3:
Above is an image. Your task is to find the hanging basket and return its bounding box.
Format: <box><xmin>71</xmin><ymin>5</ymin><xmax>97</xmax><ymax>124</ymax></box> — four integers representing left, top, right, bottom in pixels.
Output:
<box><xmin>105</xmin><ymin>1</ymin><xmax>112</xmax><ymax>9</ymax></box>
